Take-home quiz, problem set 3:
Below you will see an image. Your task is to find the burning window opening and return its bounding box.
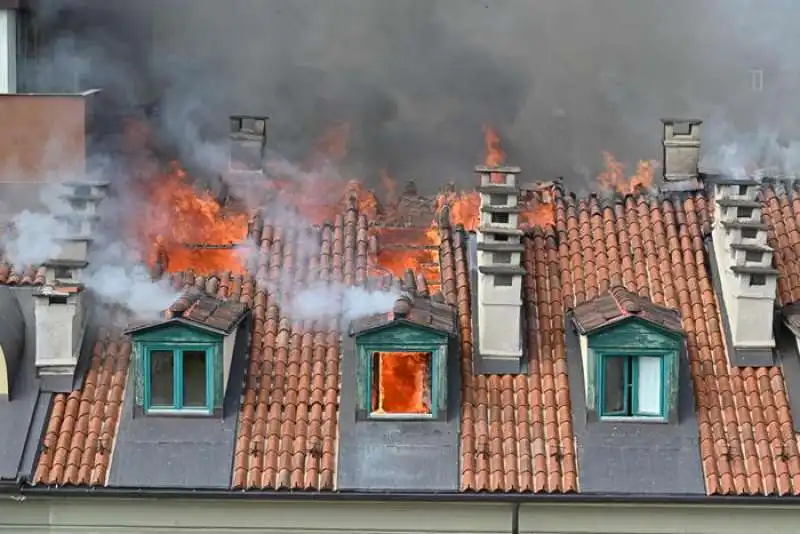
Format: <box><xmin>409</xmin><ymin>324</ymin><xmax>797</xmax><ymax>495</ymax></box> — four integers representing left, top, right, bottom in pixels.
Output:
<box><xmin>370</xmin><ymin>351</ymin><xmax>432</xmax><ymax>417</ymax></box>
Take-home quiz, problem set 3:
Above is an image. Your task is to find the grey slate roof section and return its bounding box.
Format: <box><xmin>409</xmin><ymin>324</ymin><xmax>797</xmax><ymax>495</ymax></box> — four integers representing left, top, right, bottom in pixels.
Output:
<box><xmin>337</xmin><ymin>334</ymin><xmax>460</xmax><ymax>491</ymax></box>
<box><xmin>107</xmin><ymin>323</ymin><xmax>250</xmax><ymax>489</ymax></box>
<box><xmin>776</xmin><ymin>311</ymin><xmax>800</xmax><ymax>433</ymax></box>
<box><xmin>0</xmin><ymin>286</ymin><xmax>24</xmax><ymax>398</ymax></box>
<box><xmin>705</xmin><ymin>239</ymin><xmax>775</xmax><ymax>367</ymax></box>
<box><xmin>0</xmin><ymin>288</ymin><xmax>48</xmax><ymax>482</ymax></box>
<box><xmin>564</xmin><ymin>316</ymin><xmax>706</xmax><ymax>495</ymax></box>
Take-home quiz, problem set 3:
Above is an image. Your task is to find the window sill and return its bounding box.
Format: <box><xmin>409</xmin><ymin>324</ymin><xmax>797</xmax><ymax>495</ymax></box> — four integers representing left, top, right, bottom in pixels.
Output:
<box><xmin>368</xmin><ymin>412</ymin><xmax>434</xmax><ymax>421</ymax></box>
<box><xmin>599</xmin><ymin>415</ymin><xmax>668</xmax><ymax>424</ymax></box>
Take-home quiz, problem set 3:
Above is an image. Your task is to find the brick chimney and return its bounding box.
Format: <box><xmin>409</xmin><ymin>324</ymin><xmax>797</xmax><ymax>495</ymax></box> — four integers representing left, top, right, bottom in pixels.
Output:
<box><xmin>34</xmin><ymin>180</ymin><xmax>108</xmax><ymax>375</ymax></box>
<box><xmin>0</xmin><ymin>6</ymin><xmax>16</xmax><ymax>93</ymax></box>
<box><xmin>474</xmin><ymin>165</ymin><xmax>525</xmax><ymax>373</ymax></box>
<box><xmin>661</xmin><ymin>119</ymin><xmax>702</xmax><ymax>192</ymax></box>
<box><xmin>711</xmin><ymin>177</ymin><xmax>778</xmax><ymax>366</ymax></box>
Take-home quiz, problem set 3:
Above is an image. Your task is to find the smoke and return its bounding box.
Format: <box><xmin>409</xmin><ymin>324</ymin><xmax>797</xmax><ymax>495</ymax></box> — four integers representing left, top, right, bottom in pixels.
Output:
<box><xmin>2</xmin><ymin>210</ymin><xmax>65</xmax><ymax>266</ymax></box>
<box><xmin>26</xmin><ymin>0</ymin><xmax>800</xmax><ymax>189</ymax></box>
<box><xmin>283</xmin><ymin>281</ymin><xmax>399</xmax><ymax>323</ymax></box>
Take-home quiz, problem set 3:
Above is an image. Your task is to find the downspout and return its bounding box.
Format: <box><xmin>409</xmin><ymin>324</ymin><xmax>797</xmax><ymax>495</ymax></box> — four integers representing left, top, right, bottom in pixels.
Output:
<box><xmin>511</xmin><ymin>501</ymin><xmax>519</xmax><ymax>534</ymax></box>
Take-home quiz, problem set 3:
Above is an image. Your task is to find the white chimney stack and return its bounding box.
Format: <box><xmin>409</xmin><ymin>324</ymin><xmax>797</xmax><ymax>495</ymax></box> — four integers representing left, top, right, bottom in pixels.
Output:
<box><xmin>0</xmin><ymin>7</ymin><xmax>16</xmax><ymax>94</ymax></box>
<box><xmin>661</xmin><ymin>119</ymin><xmax>702</xmax><ymax>192</ymax></box>
<box><xmin>35</xmin><ymin>181</ymin><xmax>108</xmax><ymax>375</ymax></box>
<box><xmin>711</xmin><ymin>177</ymin><xmax>778</xmax><ymax>366</ymax></box>
<box><xmin>474</xmin><ymin>165</ymin><xmax>526</xmax><ymax>373</ymax></box>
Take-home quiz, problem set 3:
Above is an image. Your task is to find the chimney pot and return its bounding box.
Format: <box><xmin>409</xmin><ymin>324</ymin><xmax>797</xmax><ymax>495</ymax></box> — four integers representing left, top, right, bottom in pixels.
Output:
<box><xmin>392</xmin><ymin>294</ymin><xmax>413</xmax><ymax>319</ymax></box>
<box><xmin>661</xmin><ymin>118</ymin><xmax>702</xmax><ymax>192</ymax></box>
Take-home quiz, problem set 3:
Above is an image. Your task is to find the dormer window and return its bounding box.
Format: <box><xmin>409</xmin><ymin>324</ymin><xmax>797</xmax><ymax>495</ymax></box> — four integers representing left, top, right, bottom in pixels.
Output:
<box><xmin>600</xmin><ymin>354</ymin><xmax>665</xmax><ymax>418</ymax></box>
<box><xmin>145</xmin><ymin>347</ymin><xmax>214</xmax><ymax>413</ymax></box>
<box><xmin>124</xmin><ymin>289</ymin><xmax>248</xmax><ymax>417</ymax></box>
<box><xmin>737</xmin><ymin>207</ymin><xmax>753</xmax><ymax>219</ymax></box>
<box><xmin>350</xmin><ymin>295</ymin><xmax>456</xmax><ymax>422</ymax></box>
<box><xmin>571</xmin><ymin>286</ymin><xmax>685</xmax><ymax>424</ymax></box>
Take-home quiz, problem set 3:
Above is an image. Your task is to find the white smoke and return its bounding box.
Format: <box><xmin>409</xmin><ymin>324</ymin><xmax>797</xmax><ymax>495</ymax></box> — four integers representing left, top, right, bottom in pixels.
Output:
<box><xmin>82</xmin><ymin>242</ymin><xmax>180</xmax><ymax>319</ymax></box>
<box><xmin>2</xmin><ymin>210</ymin><xmax>65</xmax><ymax>267</ymax></box>
<box><xmin>287</xmin><ymin>280</ymin><xmax>399</xmax><ymax>322</ymax></box>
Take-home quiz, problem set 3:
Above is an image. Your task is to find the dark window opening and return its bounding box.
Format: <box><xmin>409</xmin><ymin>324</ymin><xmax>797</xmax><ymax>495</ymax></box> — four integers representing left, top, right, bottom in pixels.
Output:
<box><xmin>494</xmin><ymin>274</ymin><xmax>514</xmax><ymax>287</ymax></box>
<box><xmin>737</xmin><ymin>207</ymin><xmax>754</xmax><ymax>219</ymax></box>
<box><xmin>182</xmin><ymin>350</ymin><xmax>208</xmax><ymax>408</ymax></box>
<box><xmin>745</xmin><ymin>250</ymin><xmax>763</xmax><ymax>263</ymax></box>
<box><xmin>70</xmin><ymin>199</ymin><xmax>87</xmax><ymax>211</ymax></box>
<box><xmin>493</xmin><ymin>234</ymin><xmax>509</xmax><ymax>242</ymax></box>
<box><xmin>491</xmin><ymin>212</ymin><xmax>510</xmax><ymax>224</ymax></box>
<box><xmin>750</xmin><ymin>274</ymin><xmax>767</xmax><ymax>286</ymax></box>
<box><xmin>371</xmin><ymin>351</ymin><xmax>432</xmax><ymax>416</ymax></box>
<box><xmin>490</xmin><ymin>194</ymin><xmax>507</xmax><ymax>206</ymax></box>
<box><xmin>672</xmin><ymin>122</ymin><xmax>691</xmax><ymax>136</ymax></box>
<box><xmin>146</xmin><ymin>348</ymin><xmax>211</xmax><ymax>413</ymax></box>
<box><xmin>493</xmin><ymin>251</ymin><xmax>513</xmax><ymax>263</ymax></box>
<box><xmin>149</xmin><ymin>350</ymin><xmax>174</xmax><ymax>407</ymax></box>
<box><xmin>737</xmin><ymin>185</ymin><xmax>750</xmax><ymax>196</ymax></box>
<box><xmin>73</xmin><ymin>185</ymin><xmax>91</xmax><ymax>197</ymax></box>
<box><xmin>742</xmin><ymin>228</ymin><xmax>759</xmax><ymax>239</ymax></box>
<box><xmin>53</xmin><ymin>266</ymin><xmax>72</xmax><ymax>279</ymax></box>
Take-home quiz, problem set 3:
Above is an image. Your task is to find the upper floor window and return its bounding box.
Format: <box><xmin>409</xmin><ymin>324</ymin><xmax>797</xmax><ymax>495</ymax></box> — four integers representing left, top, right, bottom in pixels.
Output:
<box><xmin>571</xmin><ymin>286</ymin><xmax>685</xmax><ymax>424</ymax></box>
<box><xmin>145</xmin><ymin>345</ymin><xmax>215</xmax><ymax>414</ymax></box>
<box><xmin>124</xmin><ymin>288</ymin><xmax>248</xmax><ymax>417</ymax></box>
<box><xmin>351</xmin><ymin>295</ymin><xmax>456</xmax><ymax>422</ymax></box>
<box><xmin>599</xmin><ymin>353</ymin><xmax>666</xmax><ymax>419</ymax></box>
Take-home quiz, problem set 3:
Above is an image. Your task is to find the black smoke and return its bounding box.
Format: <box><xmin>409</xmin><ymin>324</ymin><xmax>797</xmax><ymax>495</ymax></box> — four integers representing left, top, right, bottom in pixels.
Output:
<box><xmin>23</xmin><ymin>0</ymin><xmax>800</xmax><ymax>192</ymax></box>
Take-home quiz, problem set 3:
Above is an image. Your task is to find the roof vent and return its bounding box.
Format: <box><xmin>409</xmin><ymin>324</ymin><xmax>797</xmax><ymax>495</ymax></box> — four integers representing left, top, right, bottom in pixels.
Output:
<box><xmin>392</xmin><ymin>294</ymin><xmax>413</xmax><ymax>319</ymax></box>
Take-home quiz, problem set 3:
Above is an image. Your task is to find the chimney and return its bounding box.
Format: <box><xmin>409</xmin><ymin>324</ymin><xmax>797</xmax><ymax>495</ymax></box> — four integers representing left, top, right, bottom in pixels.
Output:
<box><xmin>661</xmin><ymin>119</ymin><xmax>702</xmax><ymax>192</ymax></box>
<box><xmin>34</xmin><ymin>181</ymin><xmax>107</xmax><ymax>375</ymax></box>
<box><xmin>473</xmin><ymin>165</ymin><xmax>526</xmax><ymax>373</ymax></box>
<box><xmin>711</xmin><ymin>177</ymin><xmax>778</xmax><ymax>366</ymax></box>
<box><xmin>0</xmin><ymin>7</ymin><xmax>16</xmax><ymax>93</ymax></box>
<box><xmin>46</xmin><ymin>180</ymin><xmax>110</xmax><ymax>285</ymax></box>
<box><xmin>229</xmin><ymin>115</ymin><xmax>267</xmax><ymax>173</ymax></box>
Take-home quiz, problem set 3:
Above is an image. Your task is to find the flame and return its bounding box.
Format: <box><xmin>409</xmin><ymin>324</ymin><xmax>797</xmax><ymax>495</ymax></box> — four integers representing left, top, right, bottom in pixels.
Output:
<box><xmin>483</xmin><ymin>125</ymin><xmax>506</xmax><ymax>184</ymax></box>
<box><xmin>597</xmin><ymin>151</ymin><xmax>657</xmax><ymax>195</ymax></box>
<box><xmin>142</xmin><ymin>161</ymin><xmax>248</xmax><ymax>274</ymax></box>
<box><xmin>371</xmin><ymin>351</ymin><xmax>431</xmax><ymax>414</ymax></box>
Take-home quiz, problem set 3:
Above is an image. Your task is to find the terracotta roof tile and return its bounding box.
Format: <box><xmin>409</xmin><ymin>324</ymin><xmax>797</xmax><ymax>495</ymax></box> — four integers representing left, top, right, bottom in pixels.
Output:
<box><xmin>0</xmin><ymin>261</ymin><xmax>46</xmax><ymax>286</ymax></box>
<box><xmin>33</xmin><ymin>334</ymin><xmax>130</xmax><ymax>487</ymax></box>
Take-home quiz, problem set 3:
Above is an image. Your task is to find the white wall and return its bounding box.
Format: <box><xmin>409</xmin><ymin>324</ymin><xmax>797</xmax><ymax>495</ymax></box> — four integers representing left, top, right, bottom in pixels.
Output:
<box><xmin>0</xmin><ymin>9</ymin><xmax>16</xmax><ymax>94</ymax></box>
<box><xmin>1</xmin><ymin>496</ymin><xmax>799</xmax><ymax>534</ymax></box>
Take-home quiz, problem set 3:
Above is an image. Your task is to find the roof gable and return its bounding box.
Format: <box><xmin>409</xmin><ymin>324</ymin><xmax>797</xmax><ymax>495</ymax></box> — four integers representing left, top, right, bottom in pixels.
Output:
<box><xmin>571</xmin><ymin>285</ymin><xmax>685</xmax><ymax>336</ymax></box>
<box><xmin>350</xmin><ymin>294</ymin><xmax>457</xmax><ymax>338</ymax></box>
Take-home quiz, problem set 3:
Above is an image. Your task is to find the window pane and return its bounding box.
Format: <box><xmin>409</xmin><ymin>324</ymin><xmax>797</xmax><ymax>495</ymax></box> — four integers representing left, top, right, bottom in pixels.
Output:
<box><xmin>636</xmin><ymin>356</ymin><xmax>662</xmax><ymax>416</ymax></box>
<box><xmin>182</xmin><ymin>351</ymin><xmax>208</xmax><ymax>408</ymax></box>
<box><xmin>149</xmin><ymin>351</ymin><xmax>174</xmax><ymax>407</ymax></box>
<box><xmin>603</xmin><ymin>356</ymin><xmax>627</xmax><ymax>415</ymax></box>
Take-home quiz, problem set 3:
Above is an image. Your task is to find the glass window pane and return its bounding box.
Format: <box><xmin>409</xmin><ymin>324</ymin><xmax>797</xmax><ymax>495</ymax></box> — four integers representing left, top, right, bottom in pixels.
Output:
<box><xmin>603</xmin><ymin>356</ymin><xmax>627</xmax><ymax>415</ymax></box>
<box><xmin>149</xmin><ymin>350</ymin><xmax>174</xmax><ymax>407</ymax></box>
<box><xmin>636</xmin><ymin>356</ymin><xmax>662</xmax><ymax>416</ymax></box>
<box><xmin>182</xmin><ymin>350</ymin><xmax>208</xmax><ymax>408</ymax></box>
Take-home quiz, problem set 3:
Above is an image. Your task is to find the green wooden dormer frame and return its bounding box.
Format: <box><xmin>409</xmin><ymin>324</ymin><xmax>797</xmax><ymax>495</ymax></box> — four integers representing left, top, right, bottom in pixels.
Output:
<box><xmin>584</xmin><ymin>319</ymin><xmax>683</xmax><ymax>423</ymax></box>
<box><xmin>571</xmin><ymin>286</ymin><xmax>686</xmax><ymax>424</ymax></box>
<box><xmin>350</xmin><ymin>295</ymin><xmax>457</xmax><ymax>422</ymax></box>
<box><xmin>131</xmin><ymin>323</ymin><xmax>224</xmax><ymax>416</ymax></box>
<box><xmin>125</xmin><ymin>289</ymin><xmax>249</xmax><ymax>418</ymax></box>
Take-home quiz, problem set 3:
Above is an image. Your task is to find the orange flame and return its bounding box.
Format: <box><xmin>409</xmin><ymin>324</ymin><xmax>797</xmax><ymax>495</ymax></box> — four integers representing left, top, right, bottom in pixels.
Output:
<box><xmin>143</xmin><ymin>161</ymin><xmax>249</xmax><ymax>274</ymax></box>
<box><xmin>597</xmin><ymin>151</ymin><xmax>657</xmax><ymax>195</ymax></box>
<box><xmin>371</xmin><ymin>351</ymin><xmax>431</xmax><ymax>415</ymax></box>
<box><xmin>483</xmin><ymin>125</ymin><xmax>507</xmax><ymax>184</ymax></box>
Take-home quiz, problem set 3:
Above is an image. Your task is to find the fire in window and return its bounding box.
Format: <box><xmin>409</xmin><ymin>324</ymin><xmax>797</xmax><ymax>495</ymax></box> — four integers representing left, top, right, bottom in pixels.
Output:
<box><xmin>350</xmin><ymin>294</ymin><xmax>456</xmax><ymax>422</ymax></box>
<box><xmin>370</xmin><ymin>351</ymin><xmax>432</xmax><ymax>416</ymax></box>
